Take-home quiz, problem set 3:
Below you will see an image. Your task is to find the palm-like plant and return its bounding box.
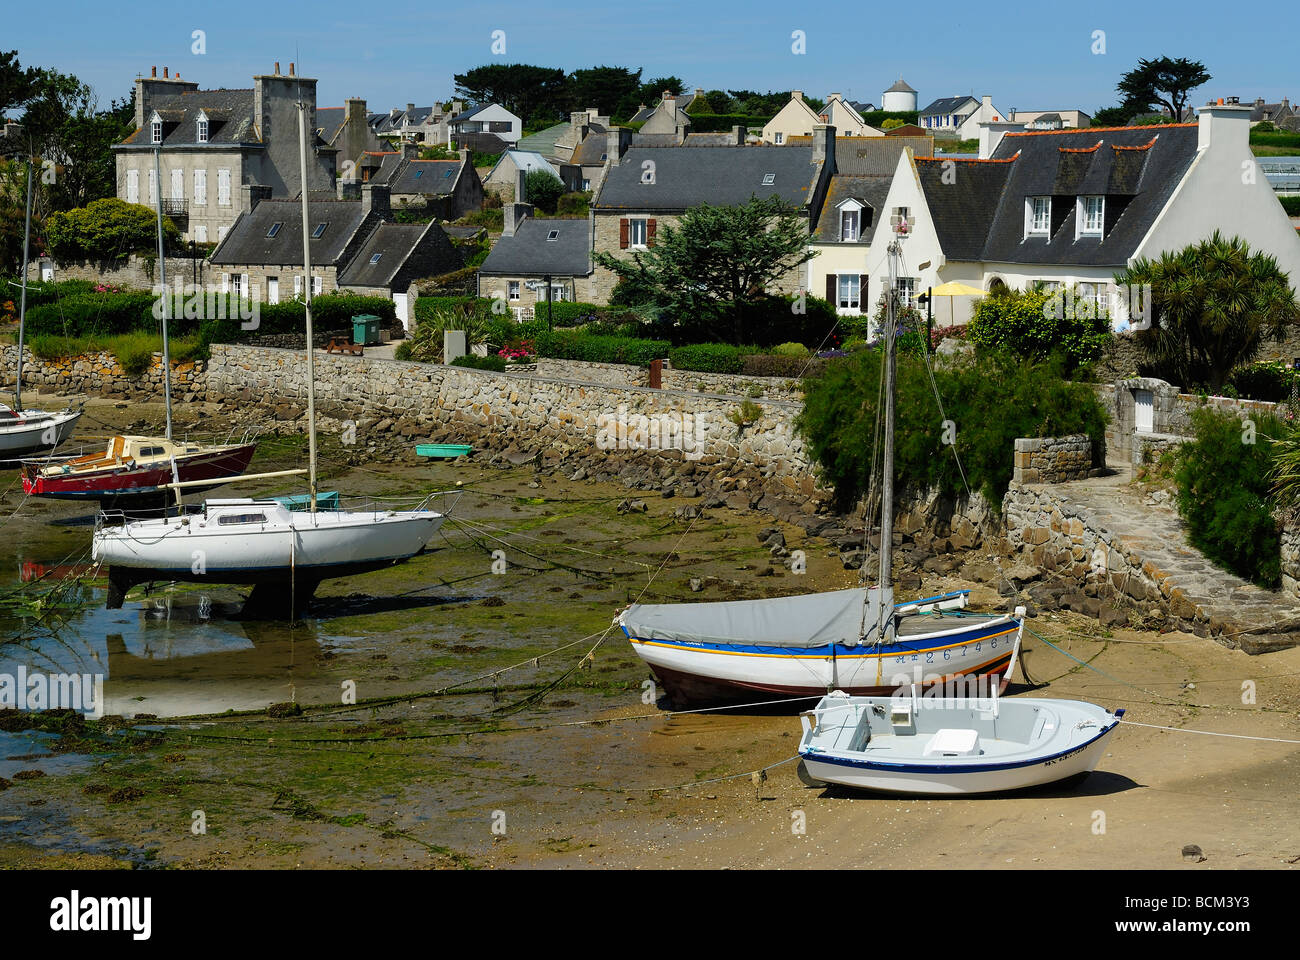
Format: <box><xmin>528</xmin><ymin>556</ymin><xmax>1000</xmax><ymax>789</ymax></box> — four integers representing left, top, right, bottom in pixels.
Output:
<box><xmin>1116</xmin><ymin>232</ymin><xmax>1300</xmax><ymax>393</ymax></box>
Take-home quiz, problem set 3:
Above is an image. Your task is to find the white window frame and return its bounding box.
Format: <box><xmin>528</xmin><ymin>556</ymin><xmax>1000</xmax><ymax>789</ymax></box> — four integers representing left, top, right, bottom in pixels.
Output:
<box><xmin>837</xmin><ymin>274</ymin><xmax>861</xmax><ymax>312</ymax></box>
<box><xmin>267</xmin><ymin>277</ymin><xmax>279</xmax><ymax>304</ymax></box>
<box><xmin>1027</xmin><ymin>196</ymin><xmax>1050</xmax><ymax>236</ymax></box>
<box><xmin>840</xmin><ymin>207</ymin><xmax>860</xmax><ymax>242</ymax></box>
<box><xmin>1078</xmin><ymin>196</ymin><xmax>1104</xmax><ymax>237</ymax></box>
<box><xmin>193</xmin><ymin>168</ymin><xmax>207</xmax><ymax>206</ymax></box>
<box><xmin>197</xmin><ymin>115</ymin><xmax>209</xmax><ymax>143</ymax></box>
<box><xmin>231</xmin><ymin>273</ymin><xmax>244</xmax><ymax>300</ymax></box>
<box><xmin>628</xmin><ymin>218</ymin><xmax>648</xmax><ymax>249</ymax></box>
<box><xmin>151</xmin><ymin>118</ymin><xmax>162</xmax><ymax>144</ymax></box>
<box><xmin>508</xmin><ymin>281</ymin><xmax>520</xmax><ymax>301</ymax></box>
<box><xmin>313</xmin><ymin>275</ymin><xmax>323</xmax><ymax>296</ymax></box>
<box><xmin>774</xmin><ymin>132</ymin><xmax>784</xmax><ymax>145</ymax></box>
<box><xmin>1078</xmin><ymin>281</ymin><xmax>1110</xmax><ymax>315</ymax></box>
<box><xmin>550</xmin><ymin>283</ymin><xmax>568</xmax><ymax>302</ymax></box>
<box><xmin>896</xmin><ymin>277</ymin><xmax>916</xmax><ymax>308</ymax></box>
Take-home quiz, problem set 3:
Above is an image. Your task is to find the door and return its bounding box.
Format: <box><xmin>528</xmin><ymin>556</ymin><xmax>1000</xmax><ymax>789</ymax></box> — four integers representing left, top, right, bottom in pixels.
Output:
<box><xmin>392</xmin><ymin>292</ymin><xmax>409</xmax><ymax>333</ymax></box>
<box><xmin>267</xmin><ymin>277</ymin><xmax>279</xmax><ymax>304</ymax></box>
<box><xmin>40</xmin><ymin>262</ymin><xmax>54</xmax><ymax>282</ymax></box>
<box><xmin>1134</xmin><ymin>389</ymin><xmax>1154</xmax><ymax>434</ymax></box>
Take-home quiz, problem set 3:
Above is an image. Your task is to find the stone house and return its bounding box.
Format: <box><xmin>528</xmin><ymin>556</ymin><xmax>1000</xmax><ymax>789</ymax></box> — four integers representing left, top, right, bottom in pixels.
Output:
<box><xmin>207</xmin><ymin>183</ymin><xmax>461</xmax><ymax>330</ymax></box>
<box><xmin>1011</xmin><ymin>109</ymin><xmax>1092</xmax><ymax>131</ymax></box>
<box><xmin>316</xmin><ymin>99</ymin><xmax>387</xmax><ymax>174</ymax></box>
<box><xmin>587</xmin><ymin>126</ymin><xmax>838</xmax><ymax>303</ymax></box>
<box><xmin>367</xmin><ymin>143</ymin><xmax>485</xmax><ymax>219</ymax></box>
<box><xmin>112</xmin><ymin>63</ymin><xmax>337</xmax><ymax>245</ymax></box>
<box><xmin>862</xmin><ymin>103</ymin><xmax>1300</xmax><ymax>329</ymax></box>
<box><xmin>483</xmin><ymin>150</ymin><xmax>573</xmax><ymax>203</ymax></box>
<box><xmin>477</xmin><ymin>203</ymin><xmax>595</xmax><ymax>308</ymax></box>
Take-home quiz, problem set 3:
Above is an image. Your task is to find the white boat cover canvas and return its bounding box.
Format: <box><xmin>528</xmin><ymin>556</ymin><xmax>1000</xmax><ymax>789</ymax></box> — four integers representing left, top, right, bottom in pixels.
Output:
<box><xmin>621</xmin><ymin>587</ymin><xmax>895</xmax><ymax>648</ymax></box>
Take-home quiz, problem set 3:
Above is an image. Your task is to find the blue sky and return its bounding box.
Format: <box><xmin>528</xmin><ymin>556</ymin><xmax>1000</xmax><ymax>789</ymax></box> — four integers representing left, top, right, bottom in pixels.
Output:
<box><xmin>10</xmin><ymin>0</ymin><xmax>1295</xmax><ymax>116</ymax></box>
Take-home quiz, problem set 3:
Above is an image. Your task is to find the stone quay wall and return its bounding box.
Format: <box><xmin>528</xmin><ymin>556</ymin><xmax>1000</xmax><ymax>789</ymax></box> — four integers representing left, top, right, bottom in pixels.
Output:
<box><xmin>1012</xmin><ymin>435</ymin><xmax>1094</xmax><ymax>484</ymax></box>
<box><xmin>529</xmin><ymin>357</ymin><xmax>803</xmax><ymax>401</ymax></box>
<box><xmin>205</xmin><ymin>344</ymin><xmax>811</xmax><ymax>479</ymax></box>
<box><xmin>0</xmin><ymin>345</ymin><xmax>207</xmax><ymax>400</ymax></box>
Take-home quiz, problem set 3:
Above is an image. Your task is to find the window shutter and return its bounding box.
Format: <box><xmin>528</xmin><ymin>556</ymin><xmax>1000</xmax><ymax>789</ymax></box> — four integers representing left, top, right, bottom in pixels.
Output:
<box><xmin>647</xmin><ymin>219</ymin><xmax>656</xmax><ymax>247</ymax></box>
<box><xmin>859</xmin><ymin>275</ymin><xmax>869</xmax><ymax>305</ymax></box>
<box><xmin>619</xmin><ymin>218</ymin><xmax>629</xmax><ymax>249</ymax></box>
<box><xmin>221</xmin><ymin>273</ymin><xmax>229</xmax><ymax>293</ymax></box>
<box><xmin>826</xmin><ymin>274</ymin><xmax>836</xmax><ymax>303</ymax></box>
<box><xmin>242</xmin><ymin>273</ymin><xmax>250</xmax><ymax>298</ymax></box>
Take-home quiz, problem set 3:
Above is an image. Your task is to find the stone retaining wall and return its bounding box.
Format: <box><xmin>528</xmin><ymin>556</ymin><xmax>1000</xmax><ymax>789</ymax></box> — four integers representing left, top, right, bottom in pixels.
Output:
<box><xmin>1012</xmin><ymin>435</ymin><xmax>1093</xmax><ymax>484</ymax></box>
<box><xmin>0</xmin><ymin>346</ymin><xmax>206</xmax><ymax>399</ymax></box>
<box><xmin>206</xmin><ymin>344</ymin><xmax>811</xmax><ymax>478</ymax></box>
<box><xmin>527</xmin><ymin>357</ymin><xmax>802</xmax><ymax>401</ymax></box>
<box><xmin>25</xmin><ymin>254</ymin><xmax>213</xmax><ymax>290</ymax></box>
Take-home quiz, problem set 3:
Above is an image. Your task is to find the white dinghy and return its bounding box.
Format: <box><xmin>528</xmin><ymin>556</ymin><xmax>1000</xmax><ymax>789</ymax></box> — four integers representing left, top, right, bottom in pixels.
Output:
<box><xmin>798</xmin><ymin>691</ymin><xmax>1124</xmax><ymax>795</ymax></box>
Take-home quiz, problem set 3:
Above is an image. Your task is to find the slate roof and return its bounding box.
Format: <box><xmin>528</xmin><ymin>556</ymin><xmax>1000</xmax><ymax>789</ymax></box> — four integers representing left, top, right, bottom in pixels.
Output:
<box><xmin>210</xmin><ymin>198</ymin><xmax>371</xmax><ymax>267</ymax></box>
<box><xmin>630</xmin><ymin>105</ymin><xmax>655</xmax><ymax>123</ymax></box>
<box><xmin>316</xmin><ymin>107</ymin><xmax>346</xmax><ymax>142</ymax></box>
<box><xmin>455</xmin><ymin>132</ymin><xmax>511</xmax><ymax>155</ymax></box>
<box><xmin>812</xmin><ymin>175</ymin><xmax>893</xmax><ymax>242</ymax></box>
<box><xmin>915</xmin><ymin>123</ymin><xmax>1201</xmax><ymax>266</ymax></box>
<box><xmin>594</xmin><ymin>145</ymin><xmax>817</xmax><ymax>211</ymax></box>
<box><xmin>849</xmin><ymin>101</ymin><xmax>876</xmax><ymax>113</ymax></box>
<box><xmin>372</xmin><ymin>157</ymin><xmax>462</xmax><ymax>195</ymax></box>
<box><xmin>572</xmin><ymin>131</ymin><xmax>611</xmax><ymax>165</ymax></box>
<box><xmin>479</xmin><ymin>217</ymin><xmax>591</xmax><ymax>276</ymax></box>
<box><xmin>516</xmin><ymin>122</ymin><xmax>568</xmax><ymax>158</ymax></box>
<box><xmin>918</xmin><ymin>96</ymin><xmax>979</xmax><ymax>117</ymax></box>
<box><xmin>487</xmin><ymin>150</ymin><xmax>555</xmax><ymax>181</ymax></box>
<box><xmin>833</xmin><ymin>136</ymin><xmax>929</xmax><ymax>175</ymax></box>
<box><xmin>337</xmin><ymin>223</ymin><xmax>436</xmax><ymax>287</ymax></box>
<box><xmin>453</xmin><ymin>103</ymin><xmax>491</xmax><ymax>122</ymax></box>
<box><xmin>118</xmin><ymin>89</ymin><xmax>260</xmax><ymax>148</ymax></box>
<box><xmin>885</xmin><ymin>79</ymin><xmax>916</xmax><ymax>94</ymax></box>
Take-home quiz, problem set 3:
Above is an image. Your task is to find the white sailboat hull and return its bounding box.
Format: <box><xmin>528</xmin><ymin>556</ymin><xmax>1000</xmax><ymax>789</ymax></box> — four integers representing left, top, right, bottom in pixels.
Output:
<box><xmin>0</xmin><ymin>408</ymin><xmax>82</xmax><ymax>457</ymax></box>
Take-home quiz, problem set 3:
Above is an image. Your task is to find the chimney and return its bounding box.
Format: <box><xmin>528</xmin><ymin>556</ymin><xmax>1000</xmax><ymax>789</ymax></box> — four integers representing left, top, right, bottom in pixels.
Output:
<box><xmin>792</xmin><ymin>90</ymin><xmax>804</xmax><ymax>102</ymax></box>
<box><xmin>163</xmin><ymin>67</ymin><xmax>169</xmax><ymax>78</ymax></box>
<box><xmin>570</xmin><ymin>110</ymin><xmax>590</xmax><ymax>147</ymax></box>
<box><xmin>503</xmin><ymin>202</ymin><xmax>533</xmax><ymax>238</ymax></box>
<box><xmin>1198</xmin><ymin>100</ymin><xmax>1252</xmax><ymax>152</ymax></box>
<box><xmin>402</xmin><ymin>140</ymin><xmax>420</xmax><ymax>159</ymax></box>
<box><xmin>732</xmin><ymin>124</ymin><xmax>745</xmax><ymax>145</ymax></box>
<box><xmin>977</xmin><ymin>119</ymin><xmax>1025</xmax><ymax>159</ymax></box>
<box><xmin>151</xmin><ymin>66</ymin><xmax>157</xmax><ymax>77</ymax></box>
<box><xmin>274</xmin><ymin>61</ymin><xmax>280</xmax><ymax>75</ymax></box>
<box><xmin>362</xmin><ymin>182</ymin><xmax>391</xmax><ymax>219</ymax></box>
<box><xmin>828</xmin><ymin>92</ymin><xmax>842</xmax><ymax>102</ymax></box>
<box><xmin>607</xmin><ymin>128</ymin><xmax>621</xmax><ymax>166</ymax></box>
<box><xmin>812</xmin><ymin>123</ymin><xmax>834</xmax><ymax>169</ymax></box>
<box><xmin>406</xmin><ymin>103</ymin><xmax>415</xmax><ymax>114</ymax></box>
<box><xmin>674</xmin><ymin>121</ymin><xmax>686</xmax><ymax>143</ymax></box>
<box><xmin>289</xmin><ymin>63</ymin><xmax>295</xmax><ymax>76</ymax></box>
<box><xmin>239</xmin><ymin>184</ymin><xmax>271</xmax><ymax>214</ymax></box>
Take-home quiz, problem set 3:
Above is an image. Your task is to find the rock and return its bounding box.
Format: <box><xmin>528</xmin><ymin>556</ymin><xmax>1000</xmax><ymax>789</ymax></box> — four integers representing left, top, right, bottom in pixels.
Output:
<box><xmin>628</xmin><ymin>499</ymin><xmax>648</xmax><ymax>513</ymax></box>
<box><xmin>569</xmin><ymin>467</ymin><xmax>586</xmax><ymax>482</ymax></box>
<box><xmin>898</xmin><ymin>573</ymin><xmax>922</xmax><ymax>591</ymax></box>
<box><xmin>689</xmin><ymin>578</ymin><xmax>704</xmax><ymax>592</ymax></box>
<box><xmin>1003</xmin><ymin>563</ymin><xmax>1043</xmax><ymax>586</ymax></box>
<box><xmin>1099</xmin><ymin>605</ymin><xmax>1128</xmax><ymax>627</ymax></box>
<box><xmin>679</xmin><ymin>484</ymin><xmax>699</xmax><ymax>498</ymax></box>
<box><xmin>1181</xmin><ymin>844</ymin><xmax>1206</xmax><ymax>863</ymax></box>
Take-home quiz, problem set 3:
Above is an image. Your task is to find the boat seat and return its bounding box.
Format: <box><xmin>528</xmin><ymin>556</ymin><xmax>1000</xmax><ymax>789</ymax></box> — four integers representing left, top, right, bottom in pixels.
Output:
<box><xmin>923</xmin><ymin>728</ymin><xmax>981</xmax><ymax>757</ymax></box>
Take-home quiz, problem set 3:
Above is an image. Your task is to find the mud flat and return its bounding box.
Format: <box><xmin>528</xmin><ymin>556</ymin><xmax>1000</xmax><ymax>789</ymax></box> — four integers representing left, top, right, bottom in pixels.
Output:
<box><xmin>1</xmin><ymin>392</ymin><xmax>1298</xmax><ymax>869</ymax></box>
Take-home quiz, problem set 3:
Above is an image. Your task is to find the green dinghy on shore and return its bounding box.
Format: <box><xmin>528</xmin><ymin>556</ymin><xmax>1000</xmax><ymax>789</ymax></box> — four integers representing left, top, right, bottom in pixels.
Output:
<box><xmin>416</xmin><ymin>443</ymin><xmax>473</xmax><ymax>459</ymax></box>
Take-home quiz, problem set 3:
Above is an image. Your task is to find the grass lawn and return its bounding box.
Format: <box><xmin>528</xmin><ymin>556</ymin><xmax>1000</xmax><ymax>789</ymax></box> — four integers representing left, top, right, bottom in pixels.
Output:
<box><xmin>26</xmin><ymin>331</ymin><xmax>206</xmax><ymax>373</ymax></box>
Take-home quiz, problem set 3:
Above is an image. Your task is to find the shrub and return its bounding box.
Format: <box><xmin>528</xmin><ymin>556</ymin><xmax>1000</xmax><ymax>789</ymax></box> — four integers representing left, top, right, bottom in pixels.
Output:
<box><xmin>523</xmin><ymin>169</ymin><xmax>564</xmax><ymax>213</ymax></box>
<box><xmin>450</xmin><ymin>353</ymin><xmax>507</xmax><ymax>372</ymax></box>
<box><xmin>1228</xmin><ymin>360</ymin><xmax>1298</xmax><ymax>402</ymax></box>
<box><xmin>741</xmin><ymin>353</ymin><xmax>823</xmax><ymax>378</ymax></box>
<box><xmin>669</xmin><ymin>343</ymin><xmax>746</xmax><ymax>374</ymax></box>
<box><xmin>798</xmin><ymin>351</ymin><xmax>1109</xmax><ymax>511</ymax></box>
<box><xmin>554</xmin><ymin>192</ymin><xmax>591</xmax><ymax>217</ymax></box>
<box><xmin>44</xmin><ymin>198</ymin><xmax>181</xmax><ymax>262</ymax></box>
<box><xmin>1174</xmin><ymin>406</ymin><xmax>1284</xmax><ymax>588</ymax></box>
<box><xmin>403</xmin><ymin>300</ymin><xmax>499</xmax><ymax>363</ymax></box>
<box><xmin>533</xmin><ymin>330</ymin><xmax>670</xmax><ymax>366</ymax></box>
<box><xmin>929</xmin><ymin>324</ymin><xmax>967</xmax><ymax>349</ymax></box>
<box><xmin>394</xmin><ymin>341</ymin><xmax>414</xmax><ymax>361</ymax></box>
<box><xmin>772</xmin><ymin>342</ymin><xmax>810</xmax><ymax>358</ymax></box>
<box><xmin>1280</xmin><ymin>195</ymin><xmax>1300</xmax><ymax>217</ymax></box>
<box><xmin>966</xmin><ymin>287</ymin><xmax>1110</xmax><ymax>372</ymax></box>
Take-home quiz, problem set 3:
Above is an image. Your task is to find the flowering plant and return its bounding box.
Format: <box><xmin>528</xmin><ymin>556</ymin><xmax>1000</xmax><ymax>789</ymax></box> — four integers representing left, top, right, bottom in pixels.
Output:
<box><xmin>498</xmin><ymin>338</ymin><xmax>535</xmax><ymax>362</ymax></box>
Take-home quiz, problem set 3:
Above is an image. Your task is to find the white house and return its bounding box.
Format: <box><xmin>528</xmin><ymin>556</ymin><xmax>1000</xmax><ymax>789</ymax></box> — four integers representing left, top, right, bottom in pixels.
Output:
<box><xmin>764</xmin><ymin>91</ymin><xmax>882</xmax><ymax>144</ymax></box>
<box><xmin>918</xmin><ymin>95</ymin><xmax>979</xmax><ymax>134</ymax></box>
<box><xmin>957</xmin><ymin>96</ymin><xmax>1013</xmax><ymax>140</ymax></box>
<box><xmin>449</xmin><ymin>103</ymin><xmax>521</xmax><ymax>146</ymax></box>
<box><xmin>862</xmin><ymin>102</ymin><xmax>1300</xmax><ymax>330</ymax></box>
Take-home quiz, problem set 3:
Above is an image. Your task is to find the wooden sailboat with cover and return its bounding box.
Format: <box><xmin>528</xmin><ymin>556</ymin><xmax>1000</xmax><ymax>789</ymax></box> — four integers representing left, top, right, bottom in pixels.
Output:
<box><xmin>92</xmin><ymin>96</ymin><xmax>452</xmax><ymax>615</ymax></box>
<box><xmin>618</xmin><ymin>232</ymin><xmax>1025</xmax><ymax>708</ymax></box>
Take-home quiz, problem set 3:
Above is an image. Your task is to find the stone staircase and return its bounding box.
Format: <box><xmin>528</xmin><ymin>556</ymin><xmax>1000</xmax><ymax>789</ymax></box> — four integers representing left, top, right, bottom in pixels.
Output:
<box><xmin>1004</xmin><ymin>467</ymin><xmax>1300</xmax><ymax>653</ymax></box>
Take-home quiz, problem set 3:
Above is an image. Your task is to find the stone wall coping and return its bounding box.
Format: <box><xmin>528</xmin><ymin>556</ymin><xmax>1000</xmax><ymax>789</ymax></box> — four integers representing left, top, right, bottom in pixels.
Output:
<box><xmin>1117</xmin><ymin>376</ymin><xmax>1181</xmax><ymax>393</ymax></box>
<box><xmin>212</xmin><ymin>344</ymin><xmax>804</xmax><ymax>410</ymax></box>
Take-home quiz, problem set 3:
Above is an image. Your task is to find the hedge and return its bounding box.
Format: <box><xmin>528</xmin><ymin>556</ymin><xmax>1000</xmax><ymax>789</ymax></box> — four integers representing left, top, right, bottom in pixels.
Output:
<box><xmin>685</xmin><ymin>113</ymin><xmax>771</xmax><ymax>133</ymax></box>
<box><xmin>1281</xmin><ymin>195</ymin><xmax>1300</xmax><ymax>217</ymax></box>
<box><xmin>22</xmin><ymin>291</ymin><xmax>160</xmax><ymax>337</ymax></box>
<box><xmin>450</xmin><ymin>354</ymin><xmax>507</xmax><ymax>372</ymax></box>
<box><xmin>533</xmin><ymin>330</ymin><xmax>670</xmax><ymax>366</ymax></box>
<box><xmin>669</xmin><ymin>343</ymin><xmax>747</xmax><ymax>373</ymax></box>
<box><xmin>741</xmin><ymin>353</ymin><xmax>823</xmax><ymax>378</ymax></box>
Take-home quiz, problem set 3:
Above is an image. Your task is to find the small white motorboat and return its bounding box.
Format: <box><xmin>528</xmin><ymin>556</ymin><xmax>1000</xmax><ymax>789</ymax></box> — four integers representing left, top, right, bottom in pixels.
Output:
<box><xmin>798</xmin><ymin>691</ymin><xmax>1124</xmax><ymax>795</ymax></box>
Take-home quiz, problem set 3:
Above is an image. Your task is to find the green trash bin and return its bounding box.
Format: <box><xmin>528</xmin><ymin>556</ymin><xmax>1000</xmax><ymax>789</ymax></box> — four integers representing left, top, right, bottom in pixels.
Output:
<box><xmin>352</xmin><ymin>314</ymin><xmax>381</xmax><ymax>346</ymax></box>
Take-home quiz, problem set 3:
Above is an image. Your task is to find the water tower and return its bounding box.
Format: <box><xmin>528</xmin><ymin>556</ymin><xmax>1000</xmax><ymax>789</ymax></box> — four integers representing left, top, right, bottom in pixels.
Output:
<box><xmin>882</xmin><ymin>78</ymin><xmax>917</xmax><ymax>112</ymax></box>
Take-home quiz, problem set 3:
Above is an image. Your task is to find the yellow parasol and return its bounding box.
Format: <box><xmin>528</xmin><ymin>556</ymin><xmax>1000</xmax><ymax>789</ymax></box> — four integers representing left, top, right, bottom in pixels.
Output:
<box><xmin>927</xmin><ymin>280</ymin><xmax>986</xmax><ymax>325</ymax></box>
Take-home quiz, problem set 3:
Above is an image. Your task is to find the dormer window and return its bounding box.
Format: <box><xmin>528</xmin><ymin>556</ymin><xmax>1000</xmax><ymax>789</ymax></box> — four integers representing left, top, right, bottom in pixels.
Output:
<box><xmin>840</xmin><ymin>208</ymin><xmax>860</xmax><ymax>242</ymax></box>
<box><xmin>197</xmin><ymin>114</ymin><xmax>209</xmax><ymax>143</ymax></box>
<box><xmin>1026</xmin><ymin>196</ymin><xmax>1051</xmax><ymax>237</ymax></box>
<box><xmin>1079</xmin><ymin>196</ymin><xmax>1104</xmax><ymax>237</ymax></box>
<box><xmin>150</xmin><ymin>115</ymin><xmax>163</xmax><ymax>144</ymax></box>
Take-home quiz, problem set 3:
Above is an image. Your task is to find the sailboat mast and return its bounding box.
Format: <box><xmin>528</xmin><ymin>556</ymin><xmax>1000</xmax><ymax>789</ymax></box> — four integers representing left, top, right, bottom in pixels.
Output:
<box><xmin>153</xmin><ymin>146</ymin><xmax>174</xmax><ymax>441</ymax></box>
<box><xmin>296</xmin><ymin>100</ymin><xmax>318</xmax><ymax>513</ymax></box>
<box><xmin>879</xmin><ymin>239</ymin><xmax>900</xmax><ymax>600</ymax></box>
<box><xmin>15</xmin><ymin>160</ymin><xmax>32</xmax><ymax>411</ymax></box>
